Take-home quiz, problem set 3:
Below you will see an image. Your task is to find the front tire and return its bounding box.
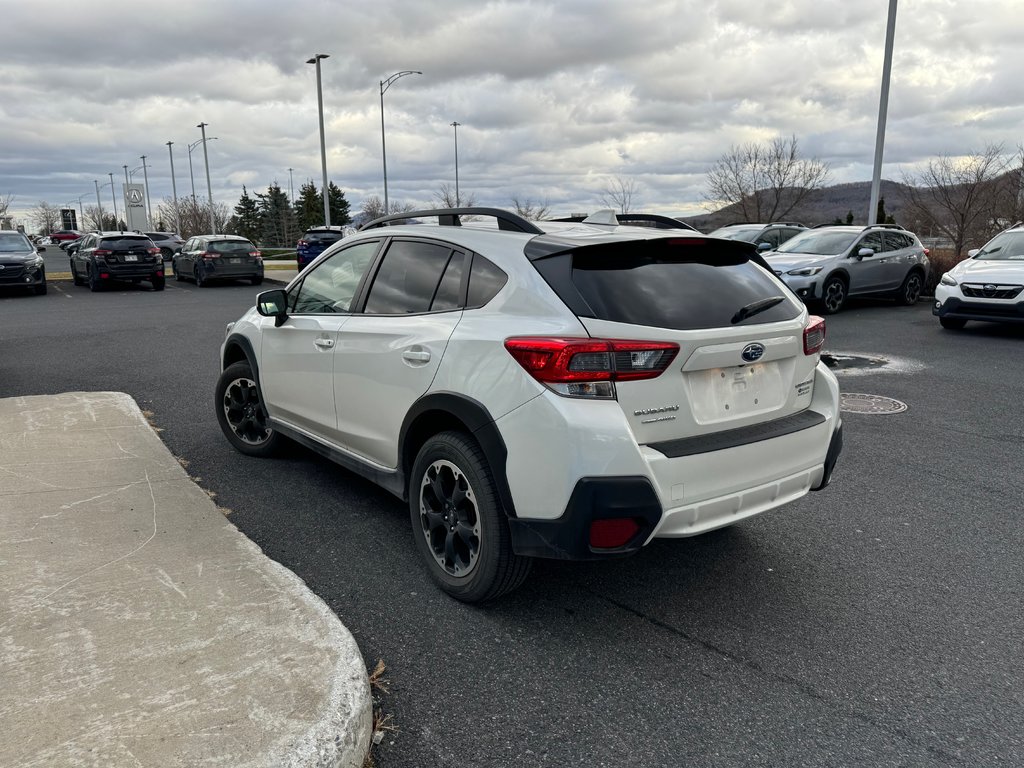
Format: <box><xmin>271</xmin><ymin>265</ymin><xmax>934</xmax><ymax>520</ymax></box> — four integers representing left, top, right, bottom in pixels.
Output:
<box><xmin>819</xmin><ymin>275</ymin><xmax>847</xmax><ymax>315</ymax></box>
<box><xmin>173</xmin><ymin>258</ymin><xmax>184</xmax><ymax>281</ymax></box>
<box><xmin>409</xmin><ymin>431</ymin><xmax>531</xmax><ymax>602</ymax></box>
<box><xmin>33</xmin><ymin>270</ymin><xmax>47</xmax><ymax>295</ymax></box>
<box><xmin>88</xmin><ymin>264</ymin><xmax>104</xmax><ymax>292</ymax></box>
<box><xmin>896</xmin><ymin>270</ymin><xmax>923</xmax><ymax>306</ymax></box>
<box><xmin>215</xmin><ymin>361</ymin><xmax>281</xmax><ymax>457</ymax></box>
<box><xmin>71</xmin><ymin>260</ymin><xmax>85</xmax><ymax>286</ymax></box>
<box><xmin>940</xmin><ymin>317</ymin><xmax>967</xmax><ymax>330</ymax></box>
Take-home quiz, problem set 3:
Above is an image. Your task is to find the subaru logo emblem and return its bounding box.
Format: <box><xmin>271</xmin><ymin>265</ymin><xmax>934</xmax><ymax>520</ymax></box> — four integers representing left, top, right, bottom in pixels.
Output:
<box><xmin>741</xmin><ymin>343</ymin><xmax>765</xmax><ymax>362</ymax></box>
<box><xmin>984</xmin><ymin>284</ymin><xmax>997</xmax><ymax>294</ymax></box>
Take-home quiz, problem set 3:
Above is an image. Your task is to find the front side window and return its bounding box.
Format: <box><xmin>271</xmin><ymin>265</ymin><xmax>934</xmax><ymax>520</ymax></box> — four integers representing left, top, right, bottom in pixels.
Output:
<box><xmin>858</xmin><ymin>232</ymin><xmax>884</xmax><ymax>255</ymax></box>
<box><xmin>289</xmin><ymin>240</ymin><xmax>380</xmax><ymax>314</ymax></box>
<box><xmin>364</xmin><ymin>240</ymin><xmax>456</xmax><ymax>314</ymax></box>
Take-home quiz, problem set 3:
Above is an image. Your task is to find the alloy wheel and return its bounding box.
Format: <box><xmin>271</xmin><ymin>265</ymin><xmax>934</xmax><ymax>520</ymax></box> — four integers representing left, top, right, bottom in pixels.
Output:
<box><xmin>221</xmin><ymin>377</ymin><xmax>271</xmax><ymax>445</ymax></box>
<box><xmin>823</xmin><ymin>279</ymin><xmax>845</xmax><ymax>313</ymax></box>
<box><xmin>418</xmin><ymin>459</ymin><xmax>481</xmax><ymax>577</ymax></box>
<box><xmin>904</xmin><ymin>274</ymin><xmax>922</xmax><ymax>304</ymax></box>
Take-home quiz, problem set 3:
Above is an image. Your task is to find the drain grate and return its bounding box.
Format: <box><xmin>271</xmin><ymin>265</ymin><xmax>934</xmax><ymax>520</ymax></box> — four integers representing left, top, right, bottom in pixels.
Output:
<box><xmin>840</xmin><ymin>393</ymin><xmax>908</xmax><ymax>415</ymax></box>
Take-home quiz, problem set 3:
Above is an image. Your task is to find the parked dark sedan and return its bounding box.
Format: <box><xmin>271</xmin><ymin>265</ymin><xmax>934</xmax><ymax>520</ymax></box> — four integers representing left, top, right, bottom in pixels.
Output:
<box><xmin>0</xmin><ymin>230</ymin><xmax>47</xmax><ymax>295</ymax></box>
<box><xmin>173</xmin><ymin>235</ymin><xmax>263</xmax><ymax>287</ymax></box>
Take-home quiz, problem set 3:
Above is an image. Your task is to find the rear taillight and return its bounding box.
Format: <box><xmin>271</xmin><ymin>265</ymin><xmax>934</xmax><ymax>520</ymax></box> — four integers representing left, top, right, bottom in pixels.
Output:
<box><xmin>93</xmin><ymin>249</ymin><xmax>112</xmax><ymax>256</ymax></box>
<box><xmin>202</xmin><ymin>252</ymin><xmax>220</xmax><ymax>260</ymax></box>
<box><xmin>147</xmin><ymin>247</ymin><xmax>160</xmax><ymax>255</ymax></box>
<box><xmin>297</xmin><ymin>240</ymin><xmax>308</xmax><ymax>247</ymax></box>
<box><xmin>803</xmin><ymin>316</ymin><xmax>826</xmax><ymax>355</ymax></box>
<box><xmin>504</xmin><ymin>337</ymin><xmax>679</xmax><ymax>399</ymax></box>
<box><xmin>249</xmin><ymin>250</ymin><xmax>261</xmax><ymax>258</ymax></box>
<box><xmin>923</xmin><ymin>247</ymin><xmax>930</xmax><ymax>257</ymax></box>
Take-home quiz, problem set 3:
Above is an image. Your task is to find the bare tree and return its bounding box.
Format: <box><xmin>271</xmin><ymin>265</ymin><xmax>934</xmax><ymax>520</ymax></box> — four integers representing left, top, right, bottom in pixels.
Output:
<box><xmin>705</xmin><ymin>135</ymin><xmax>830</xmax><ymax>222</ymax></box>
<box><xmin>510</xmin><ymin>197</ymin><xmax>551</xmax><ymax>220</ymax></box>
<box><xmin>30</xmin><ymin>202</ymin><xmax>60</xmax><ymax>233</ymax></box>
<box><xmin>901</xmin><ymin>144</ymin><xmax>1011</xmax><ymax>257</ymax></box>
<box><xmin>154</xmin><ymin>197</ymin><xmax>229</xmax><ymax>239</ymax></box>
<box><xmin>599</xmin><ymin>176</ymin><xmax>639</xmax><ymax>214</ymax></box>
<box><xmin>360</xmin><ymin>196</ymin><xmax>417</xmax><ymax>222</ymax></box>
<box><xmin>0</xmin><ymin>193</ymin><xmax>14</xmax><ymax>219</ymax></box>
<box><xmin>433</xmin><ymin>183</ymin><xmax>476</xmax><ymax>209</ymax></box>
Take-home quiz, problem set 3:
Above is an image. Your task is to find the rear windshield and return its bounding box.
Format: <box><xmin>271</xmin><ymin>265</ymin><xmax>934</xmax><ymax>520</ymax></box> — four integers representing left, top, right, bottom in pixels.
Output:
<box><xmin>534</xmin><ymin>240</ymin><xmax>801</xmax><ymax>330</ymax></box>
<box><xmin>100</xmin><ymin>237</ymin><xmax>152</xmax><ymax>250</ymax></box>
<box><xmin>209</xmin><ymin>240</ymin><xmax>255</xmax><ymax>253</ymax></box>
<box><xmin>305</xmin><ymin>231</ymin><xmax>345</xmax><ymax>245</ymax></box>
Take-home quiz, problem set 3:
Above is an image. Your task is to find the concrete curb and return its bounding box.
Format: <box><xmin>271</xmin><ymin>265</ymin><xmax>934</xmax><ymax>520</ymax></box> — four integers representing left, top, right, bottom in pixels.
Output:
<box><xmin>0</xmin><ymin>392</ymin><xmax>371</xmax><ymax>768</ymax></box>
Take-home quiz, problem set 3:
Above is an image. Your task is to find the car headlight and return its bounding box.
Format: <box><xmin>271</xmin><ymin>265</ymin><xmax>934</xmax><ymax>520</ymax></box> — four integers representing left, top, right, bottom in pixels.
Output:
<box><xmin>939</xmin><ymin>273</ymin><xmax>958</xmax><ymax>286</ymax></box>
<box><xmin>786</xmin><ymin>266</ymin><xmax>824</xmax><ymax>277</ymax></box>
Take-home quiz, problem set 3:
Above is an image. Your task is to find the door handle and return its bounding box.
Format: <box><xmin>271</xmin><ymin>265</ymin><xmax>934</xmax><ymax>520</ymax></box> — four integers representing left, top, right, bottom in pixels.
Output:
<box><xmin>314</xmin><ymin>338</ymin><xmax>335</xmax><ymax>349</ymax></box>
<box><xmin>402</xmin><ymin>349</ymin><xmax>431</xmax><ymax>363</ymax></box>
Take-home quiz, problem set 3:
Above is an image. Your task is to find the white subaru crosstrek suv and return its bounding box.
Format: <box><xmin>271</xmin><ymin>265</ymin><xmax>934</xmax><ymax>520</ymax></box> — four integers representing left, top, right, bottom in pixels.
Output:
<box><xmin>216</xmin><ymin>208</ymin><xmax>844</xmax><ymax>602</ymax></box>
<box><xmin>933</xmin><ymin>223</ymin><xmax>1024</xmax><ymax>329</ymax></box>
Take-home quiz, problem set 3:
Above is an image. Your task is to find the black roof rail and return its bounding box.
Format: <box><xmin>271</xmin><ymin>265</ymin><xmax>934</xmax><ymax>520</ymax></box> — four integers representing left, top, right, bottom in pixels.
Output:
<box><xmin>766</xmin><ymin>221</ymin><xmax>806</xmax><ymax>227</ymax></box>
<box><xmin>359</xmin><ymin>207</ymin><xmax>543</xmax><ymax>234</ymax></box>
<box><xmin>614</xmin><ymin>213</ymin><xmax>699</xmax><ymax>232</ymax></box>
<box><xmin>863</xmin><ymin>223</ymin><xmax>907</xmax><ymax>231</ymax></box>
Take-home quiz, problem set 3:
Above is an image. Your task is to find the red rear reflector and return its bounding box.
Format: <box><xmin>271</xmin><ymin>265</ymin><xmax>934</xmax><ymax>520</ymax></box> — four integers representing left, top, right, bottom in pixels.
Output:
<box><xmin>589</xmin><ymin>518</ymin><xmax>640</xmax><ymax>549</ymax></box>
<box><xmin>803</xmin><ymin>315</ymin><xmax>826</xmax><ymax>355</ymax></box>
<box><xmin>99</xmin><ymin>273</ymin><xmax>110</xmax><ymax>279</ymax></box>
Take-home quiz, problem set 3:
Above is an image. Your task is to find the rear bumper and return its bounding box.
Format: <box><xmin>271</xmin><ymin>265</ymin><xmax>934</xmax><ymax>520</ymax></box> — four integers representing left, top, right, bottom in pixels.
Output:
<box><xmin>98</xmin><ymin>262</ymin><xmax>163</xmax><ymax>279</ymax></box>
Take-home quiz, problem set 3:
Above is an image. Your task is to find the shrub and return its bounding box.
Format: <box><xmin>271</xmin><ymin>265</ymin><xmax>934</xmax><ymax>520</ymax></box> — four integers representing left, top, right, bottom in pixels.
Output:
<box><xmin>923</xmin><ymin>248</ymin><xmax>965</xmax><ymax>295</ymax></box>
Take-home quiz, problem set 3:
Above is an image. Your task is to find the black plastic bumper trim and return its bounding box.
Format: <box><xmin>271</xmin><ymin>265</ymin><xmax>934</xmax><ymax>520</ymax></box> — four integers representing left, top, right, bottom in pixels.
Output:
<box><xmin>507</xmin><ymin>476</ymin><xmax>663</xmax><ymax>561</ymax></box>
<box><xmin>811</xmin><ymin>423</ymin><xmax>843</xmax><ymax>491</ymax></box>
<box><xmin>933</xmin><ymin>297</ymin><xmax>1024</xmax><ymax>324</ymax></box>
<box><xmin>649</xmin><ymin>409</ymin><xmax>827</xmax><ymax>459</ymax></box>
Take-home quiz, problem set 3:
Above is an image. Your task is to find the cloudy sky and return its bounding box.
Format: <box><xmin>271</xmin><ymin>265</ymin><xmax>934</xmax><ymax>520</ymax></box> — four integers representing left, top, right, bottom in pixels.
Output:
<box><xmin>1</xmin><ymin>0</ymin><xmax>1021</xmax><ymax>227</ymax></box>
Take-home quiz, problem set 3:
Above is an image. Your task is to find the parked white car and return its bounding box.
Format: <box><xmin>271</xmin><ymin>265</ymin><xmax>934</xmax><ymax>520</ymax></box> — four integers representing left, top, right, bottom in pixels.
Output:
<box><xmin>216</xmin><ymin>208</ymin><xmax>843</xmax><ymax>601</ymax></box>
<box><xmin>933</xmin><ymin>223</ymin><xmax>1024</xmax><ymax>329</ymax></box>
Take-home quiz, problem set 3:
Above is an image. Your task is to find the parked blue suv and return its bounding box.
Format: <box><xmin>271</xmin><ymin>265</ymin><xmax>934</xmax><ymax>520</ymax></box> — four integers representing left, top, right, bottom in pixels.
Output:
<box><xmin>295</xmin><ymin>226</ymin><xmax>353</xmax><ymax>270</ymax></box>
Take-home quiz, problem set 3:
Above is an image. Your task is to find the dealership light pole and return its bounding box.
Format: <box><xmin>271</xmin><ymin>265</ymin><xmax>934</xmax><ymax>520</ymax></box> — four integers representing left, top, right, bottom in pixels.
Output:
<box><xmin>450</xmin><ymin>121</ymin><xmax>461</xmax><ymax>206</ymax></box>
<box><xmin>868</xmin><ymin>0</ymin><xmax>898</xmax><ymax>225</ymax></box>
<box><xmin>140</xmin><ymin>155</ymin><xmax>152</xmax><ymax>228</ymax></box>
<box><xmin>380</xmin><ymin>70</ymin><xmax>421</xmax><ymax>214</ymax></box>
<box><xmin>197</xmin><ymin>122</ymin><xmax>215</xmax><ymax>233</ymax></box>
<box><xmin>306</xmin><ymin>53</ymin><xmax>331</xmax><ymax>225</ymax></box>
<box><xmin>109</xmin><ymin>172</ymin><xmax>119</xmax><ymax>228</ymax></box>
<box><xmin>166</xmin><ymin>141</ymin><xmax>180</xmax><ymax>234</ymax></box>
<box><xmin>288</xmin><ymin>167</ymin><xmax>294</xmax><ymax>202</ymax></box>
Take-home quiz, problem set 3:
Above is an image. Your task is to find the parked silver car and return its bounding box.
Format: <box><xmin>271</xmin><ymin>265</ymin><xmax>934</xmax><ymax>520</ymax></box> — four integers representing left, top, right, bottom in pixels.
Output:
<box><xmin>762</xmin><ymin>224</ymin><xmax>930</xmax><ymax>314</ymax></box>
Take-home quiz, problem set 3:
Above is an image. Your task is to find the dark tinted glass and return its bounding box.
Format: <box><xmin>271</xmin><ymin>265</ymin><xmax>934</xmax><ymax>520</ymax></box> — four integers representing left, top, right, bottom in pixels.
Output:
<box><xmin>466</xmin><ymin>256</ymin><xmax>508</xmax><ymax>306</ymax></box>
<box><xmin>209</xmin><ymin>240</ymin><xmax>255</xmax><ymax>253</ymax></box>
<box><xmin>431</xmin><ymin>253</ymin><xmax>464</xmax><ymax>311</ymax></box>
<box><xmin>555</xmin><ymin>241</ymin><xmax>800</xmax><ymax>330</ymax></box>
<box><xmin>364</xmin><ymin>240</ymin><xmax>453</xmax><ymax>314</ymax></box>
<box><xmin>859</xmin><ymin>232</ymin><xmax>884</xmax><ymax>253</ymax></box>
<box><xmin>305</xmin><ymin>231</ymin><xmax>344</xmax><ymax>245</ymax></box>
<box><xmin>99</xmin><ymin>237</ymin><xmax>152</xmax><ymax>250</ymax></box>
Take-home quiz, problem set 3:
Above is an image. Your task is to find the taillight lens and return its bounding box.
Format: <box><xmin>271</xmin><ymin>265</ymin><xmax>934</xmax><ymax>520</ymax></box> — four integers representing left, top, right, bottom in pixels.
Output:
<box><xmin>803</xmin><ymin>316</ymin><xmax>826</xmax><ymax>355</ymax></box>
<box><xmin>249</xmin><ymin>250</ymin><xmax>261</xmax><ymax>258</ymax></box>
<box><xmin>297</xmin><ymin>240</ymin><xmax>308</xmax><ymax>247</ymax></box>
<box><xmin>93</xmin><ymin>248</ymin><xmax>112</xmax><ymax>256</ymax></box>
<box><xmin>504</xmin><ymin>337</ymin><xmax>679</xmax><ymax>399</ymax></box>
<box><xmin>147</xmin><ymin>247</ymin><xmax>160</xmax><ymax>255</ymax></box>
<box><xmin>202</xmin><ymin>252</ymin><xmax>220</xmax><ymax>259</ymax></box>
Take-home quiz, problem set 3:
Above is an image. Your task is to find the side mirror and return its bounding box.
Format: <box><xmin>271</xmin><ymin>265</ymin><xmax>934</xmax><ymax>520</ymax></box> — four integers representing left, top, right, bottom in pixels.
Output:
<box><xmin>757</xmin><ymin>242</ymin><xmax>772</xmax><ymax>252</ymax></box>
<box><xmin>256</xmin><ymin>288</ymin><xmax>289</xmax><ymax>327</ymax></box>
<box><xmin>967</xmin><ymin>248</ymin><xmax>979</xmax><ymax>258</ymax></box>
<box><xmin>856</xmin><ymin>247</ymin><xmax>874</xmax><ymax>259</ymax></box>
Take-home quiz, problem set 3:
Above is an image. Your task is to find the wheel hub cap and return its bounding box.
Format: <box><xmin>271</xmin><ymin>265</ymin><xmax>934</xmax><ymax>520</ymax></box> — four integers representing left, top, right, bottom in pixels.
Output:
<box><xmin>419</xmin><ymin>459</ymin><xmax>481</xmax><ymax>577</ymax></box>
<box><xmin>222</xmin><ymin>377</ymin><xmax>271</xmax><ymax>445</ymax></box>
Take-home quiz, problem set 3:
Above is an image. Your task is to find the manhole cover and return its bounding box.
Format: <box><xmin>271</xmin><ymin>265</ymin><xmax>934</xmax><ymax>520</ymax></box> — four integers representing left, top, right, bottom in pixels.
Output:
<box><xmin>840</xmin><ymin>393</ymin><xmax>908</xmax><ymax>414</ymax></box>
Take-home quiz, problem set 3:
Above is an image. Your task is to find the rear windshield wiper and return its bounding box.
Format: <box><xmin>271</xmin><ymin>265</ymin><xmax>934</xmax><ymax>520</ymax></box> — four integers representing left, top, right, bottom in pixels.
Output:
<box><xmin>731</xmin><ymin>296</ymin><xmax>786</xmax><ymax>324</ymax></box>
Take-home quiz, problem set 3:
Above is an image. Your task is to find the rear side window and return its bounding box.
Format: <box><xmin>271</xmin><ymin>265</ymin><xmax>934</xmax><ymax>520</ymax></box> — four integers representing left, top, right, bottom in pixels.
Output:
<box><xmin>466</xmin><ymin>256</ymin><xmax>507</xmax><ymax>306</ymax></box>
<box><xmin>364</xmin><ymin>240</ymin><xmax>455</xmax><ymax>314</ymax></box>
<box><xmin>534</xmin><ymin>240</ymin><xmax>801</xmax><ymax>330</ymax></box>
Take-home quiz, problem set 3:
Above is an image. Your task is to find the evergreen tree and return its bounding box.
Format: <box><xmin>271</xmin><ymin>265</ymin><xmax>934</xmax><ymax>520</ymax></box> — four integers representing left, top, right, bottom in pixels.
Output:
<box><xmin>327</xmin><ymin>182</ymin><xmax>352</xmax><ymax>225</ymax></box>
<box><xmin>232</xmin><ymin>186</ymin><xmax>261</xmax><ymax>242</ymax></box>
<box><xmin>294</xmin><ymin>181</ymin><xmax>323</xmax><ymax>231</ymax></box>
<box><xmin>255</xmin><ymin>183</ymin><xmax>296</xmax><ymax>246</ymax></box>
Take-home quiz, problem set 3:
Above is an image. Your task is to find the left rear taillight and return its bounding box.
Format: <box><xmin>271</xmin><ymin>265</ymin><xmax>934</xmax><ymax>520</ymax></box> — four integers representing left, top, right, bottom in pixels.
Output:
<box><xmin>504</xmin><ymin>337</ymin><xmax>679</xmax><ymax>399</ymax></box>
<box><xmin>803</xmin><ymin>315</ymin><xmax>826</xmax><ymax>355</ymax></box>
<box><xmin>147</xmin><ymin>247</ymin><xmax>160</xmax><ymax>255</ymax></box>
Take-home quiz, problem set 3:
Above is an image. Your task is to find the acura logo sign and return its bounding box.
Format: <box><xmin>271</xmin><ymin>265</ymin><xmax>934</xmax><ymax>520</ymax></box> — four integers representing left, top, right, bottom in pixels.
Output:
<box><xmin>741</xmin><ymin>343</ymin><xmax>766</xmax><ymax>362</ymax></box>
<box><xmin>127</xmin><ymin>189</ymin><xmax>144</xmax><ymax>204</ymax></box>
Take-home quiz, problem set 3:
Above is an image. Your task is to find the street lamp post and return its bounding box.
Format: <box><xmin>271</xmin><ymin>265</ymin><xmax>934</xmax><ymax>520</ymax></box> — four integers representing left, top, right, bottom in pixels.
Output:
<box><xmin>94</xmin><ymin>180</ymin><xmax>104</xmax><ymax>229</ymax></box>
<box><xmin>450</xmin><ymin>121</ymin><xmax>461</xmax><ymax>207</ymax></box>
<box><xmin>197</xmin><ymin>122</ymin><xmax>215</xmax><ymax>233</ymax></box>
<box><xmin>306</xmin><ymin>53</ymin><xmax>330</xmax><ymax>226</ymax></box>
<box><xmin>140</xmin><ymin>155</ymin><xmax>152</xmax><ymax>228</ymax></box>
<box><xmin>109</xmin><ymin>172</ymin><xmax>119</xmax><ymax>228</ymax></box>
<box><xmin>187</xmin><ymin>137</ymin><xmax>218</xmax><ymax>202</ymax></box>
<box><xmin>868</xmin><ymin>0</ymin><xmax>898</xmax><ymax>225</ymax></box>
<box><xmin>379</xmin><ymin>70</ymin><xmax>422</xmax><ymax>213</ymax></box>
<box><xmin>167</xmin><ymin>141</ymin><xmax>180</xmax><ymax>234</ymax></box>
<box><xmin>288</xmin><ymin>167</ymin><xmax>294</xmax><ymax>202</ymax></box>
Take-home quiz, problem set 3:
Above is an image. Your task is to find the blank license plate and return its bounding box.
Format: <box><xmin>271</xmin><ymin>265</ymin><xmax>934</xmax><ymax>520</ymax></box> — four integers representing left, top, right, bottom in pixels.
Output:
<box><xmin>124</xmin><ymin>254</ymin><xmax>138</xmax><ymax>262</ymax></box>
<box><xmin>686</xmin><ymin>362</ymin><xmax>786</xmax><ymax>422</ymax></box>
<box><xmin>230</xmin><ymin>258</ymin><xmax>241</xmax><ymax>264</ymax></box>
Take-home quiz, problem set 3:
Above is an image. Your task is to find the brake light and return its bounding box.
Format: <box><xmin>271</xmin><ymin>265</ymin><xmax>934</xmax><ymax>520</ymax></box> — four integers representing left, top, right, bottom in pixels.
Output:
<box><xmin>147</xmin><ymin>247</ymin><xmax>160</xmax><ymax>255</ymax></box>
<box><xmin>803</xmin><ymin>316</ymin><xmax>826</xmax><ymax>355</ymax></box>
<box><xmin>922</xmin><ymin>247</ymin><xmax>930</xmax><ymax>257</ymax></box>
<box><xmin>249</xmin><ymin>250</ymin><xmax>261</xmax><ymax>258</ymax></box>
<box><xmin>202</xmin><ymin>252</ymin><xmax>220</xmax><ymax>259</ymax></box>
<box><xmin>504</xmin><ymin>337</ymin><xmax>679</xmax><ymax>399</ymax></box>
<box><xmin>297</xmin><ymin>240</ymin><xmax>308</xmax><ymax>247</ymax></box>
<box><xmin>93</xmin><ymin>249</ymin><xmax>112</xmax><ymax>256</ymax></box>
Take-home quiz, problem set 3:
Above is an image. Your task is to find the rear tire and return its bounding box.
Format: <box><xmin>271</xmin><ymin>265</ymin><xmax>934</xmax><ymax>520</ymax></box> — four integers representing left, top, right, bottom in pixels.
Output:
<box><xmin>152</xmin><ymin>276</ymin><xmax>165</xmax><ymax>291</ymax></box>
<box><xmin>194</xmin><ymin>265</ymin><xmax>206</xmax><ymax>287</ymax></box>
<box><xmin>896</xmin><ymin>270</ymin><xmax>923</xmax><ymax>306</ymax></box>
<box><xmin>215</xmin><ymin>361</ymin><xmax>281</xmax><ymax>457</ymax></box>
<box><xmin>251</xmin><ymin>276</ymin><xmax>263</xmax><ymax>286</ymax></box>
<box><xmin>409</xmin><ymin>431</ymin><xmax>531</xmax><ymax>602</ymax></box>
<box><xmin>940</xmin><ymin>317</ymin><xmax>967</xmax><ymax>330</ymax></box>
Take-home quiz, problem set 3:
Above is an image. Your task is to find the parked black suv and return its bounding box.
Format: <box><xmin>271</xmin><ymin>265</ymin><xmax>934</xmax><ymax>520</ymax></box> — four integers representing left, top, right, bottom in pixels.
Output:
<box><xmin>0</xmin><ymin>230</ymin><xmax>47</xmax><ymax>295</ymax></box>
<box><xmin>70</xmin><ymin>232</ymin><xmax>165</xmax><ymax>292</ymax></box>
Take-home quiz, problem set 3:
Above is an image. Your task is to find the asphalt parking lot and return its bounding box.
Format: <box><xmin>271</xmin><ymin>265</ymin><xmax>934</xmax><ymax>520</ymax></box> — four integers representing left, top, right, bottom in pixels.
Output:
<box><xmin>1</xmin><ymin>281</ymin><xmax>1021</xmax><ymax>767</ymax></box>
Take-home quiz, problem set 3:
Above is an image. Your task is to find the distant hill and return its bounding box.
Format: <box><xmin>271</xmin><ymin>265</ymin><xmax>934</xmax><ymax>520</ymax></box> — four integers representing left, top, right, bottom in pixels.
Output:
<box><xmin>682</xmin><ymin>180</ymin><xmax>914</xmax><ymax>232</ymax></box>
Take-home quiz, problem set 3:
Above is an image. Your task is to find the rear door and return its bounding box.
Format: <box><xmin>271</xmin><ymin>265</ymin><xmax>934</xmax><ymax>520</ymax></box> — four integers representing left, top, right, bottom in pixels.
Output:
<box><xmin>330</xmin><ymin>238</ymin><xmax>467</xmax><ymax>467</ymax></box>
<box><xmin>532</xmin><ymin>238</ymin><xmax>817</xmax><ymax>447</ymax></box>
